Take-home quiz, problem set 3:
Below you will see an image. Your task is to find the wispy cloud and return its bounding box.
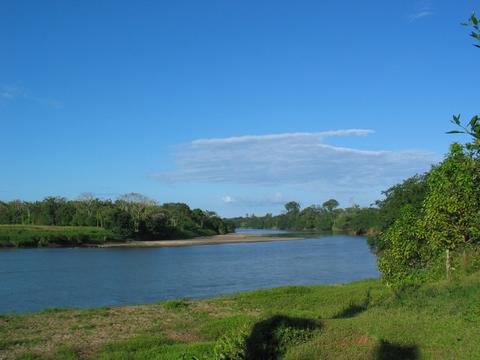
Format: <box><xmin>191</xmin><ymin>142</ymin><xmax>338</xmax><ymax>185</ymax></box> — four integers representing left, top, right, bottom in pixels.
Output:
<box><xmin>408</xmin><ymin>0</ymin><xmax>433</xmax><ymax>22</ymax></box>
<box><xmin>409</xmin><ymin>11</ymin><xmax>432</xmax><ymax>22</ymax></box>
<box><xmin>0</xmin><ymin>84</ymin><xmax>23</xmax><ymax>100</ymax></box>
<box><xmin>222</xmin><ymin>193</ymin><xmax>285</xmax><ymax>207</ymax></box>
<box><xmin>0</xmin><ymin>83</ymin><xmax>62</xmax><ymax>109</ymax></box>
<box><xmin>152</xmin><ymin>130</ymin><xmax>440</xmax><ymax>197</ymax></box>
<box><xmin>193</xmin><ymin>129</ymin><xmax>373</xmax><ymax>145</ymax></box>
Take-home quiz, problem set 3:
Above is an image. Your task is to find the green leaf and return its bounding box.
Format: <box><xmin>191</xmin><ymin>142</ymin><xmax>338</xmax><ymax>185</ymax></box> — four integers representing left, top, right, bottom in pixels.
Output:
<box><xmin>470</xmin><ymin>31</ymin><xmax>480</xmax><ymax>40</ymax></box>
<box><xmin>469</xmin><ymin>115</ymin><xmax>479</xmax><ymax>127</ymax></box>
<box><xmin>471</xmin><ymin>13</ymin><xmax>479</xmax><ymax>26</ymax></box>
<box><xmin>446</xmin><ymin>130</ymin><xmax>463</xmax><ymax>134</ymax></box>
<box><xmin>452</xmin><ymin>115</ymin><xmax>461</xmax><ymax>125</ymax></box>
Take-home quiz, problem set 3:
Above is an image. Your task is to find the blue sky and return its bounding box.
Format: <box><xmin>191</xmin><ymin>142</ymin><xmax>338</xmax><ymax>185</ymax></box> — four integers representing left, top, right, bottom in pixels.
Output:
<box><xmin>1</xmin><ymin>0</ymin><xmax>478</xmax><ymax>217</ymax></box>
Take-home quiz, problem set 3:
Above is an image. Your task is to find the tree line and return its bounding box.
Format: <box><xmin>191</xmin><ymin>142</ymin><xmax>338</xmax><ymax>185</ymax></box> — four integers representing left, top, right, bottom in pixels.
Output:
<box><xmin>0</xmin><ymin>193</ymin><xmax>234</xmax><ymax>243</ymax></box>
<box><xmin>230</xmin><ymin>199</ymin><xmax>381</xmax><ymax>236</ymax></box>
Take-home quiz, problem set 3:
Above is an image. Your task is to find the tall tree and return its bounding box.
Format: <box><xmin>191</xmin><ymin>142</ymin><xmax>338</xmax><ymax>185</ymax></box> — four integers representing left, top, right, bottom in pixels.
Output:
<box><xmin>322</xmin><ymin>199</ymin><xmax>339</xmax><ymax>212</ymax></box>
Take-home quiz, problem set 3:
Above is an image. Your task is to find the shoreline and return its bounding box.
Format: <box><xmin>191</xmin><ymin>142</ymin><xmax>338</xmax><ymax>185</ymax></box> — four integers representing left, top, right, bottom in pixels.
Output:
<box><xmin>98</xmin><ymin>233</ymin><xmax>303</xmax><ymax>248</ymax></box>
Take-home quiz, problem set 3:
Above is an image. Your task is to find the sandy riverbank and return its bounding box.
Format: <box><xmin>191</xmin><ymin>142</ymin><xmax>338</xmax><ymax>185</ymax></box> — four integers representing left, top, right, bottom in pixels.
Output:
<box><xmin>98</xmin><ymin>233</ymin><xmax>302</xmax><ymax>248</ymax></box>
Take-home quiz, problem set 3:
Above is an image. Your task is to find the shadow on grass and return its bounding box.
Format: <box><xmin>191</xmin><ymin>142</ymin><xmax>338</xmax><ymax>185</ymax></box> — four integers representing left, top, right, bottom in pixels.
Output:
<box><xmin>245</xmin><ymin>315</ymin><xmax>320</xmax><ymax>360</ymax></box>
<box><xmin>332</xmin><ymin>289</ymin><xmax>371</xmax><ymax>319</ymax></box>
<box><xmin>376</xmin><ymin>340</ymin><xmax>419</xmax><ymax>360</ymax></box>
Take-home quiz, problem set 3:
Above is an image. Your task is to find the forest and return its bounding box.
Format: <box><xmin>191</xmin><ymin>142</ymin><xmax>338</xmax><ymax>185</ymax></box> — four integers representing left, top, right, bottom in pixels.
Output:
<box><xmin>0</xmin><ymin>193</ymin><xmax>234</xmax><ymax>247</ymax></box>
<box><xmin>232</xmin><ymin>199</ymin><xmax>381</xmax><ymax>236</ymax></box>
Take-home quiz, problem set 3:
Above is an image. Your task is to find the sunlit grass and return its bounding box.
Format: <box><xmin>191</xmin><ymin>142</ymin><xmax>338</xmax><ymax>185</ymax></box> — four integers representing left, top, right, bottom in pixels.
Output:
<box><xmin>2</xmin><ymin>272</ymin><xmax>479</xmax><ymax>359</ymax></box>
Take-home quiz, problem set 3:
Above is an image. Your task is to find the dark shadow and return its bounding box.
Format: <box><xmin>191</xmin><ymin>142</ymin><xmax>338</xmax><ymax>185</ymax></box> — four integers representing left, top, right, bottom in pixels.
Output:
<box><xmin>376</xmin><ymin>340</ymin><xmax>419</xmax><ymax>360</ymax></box>
<box><xmin>332</xmin><ymin>289</ymin><xmax>371</xmax><ymax>319</ymax></box>
<box><xmin>245</xmin><ymin>315</ymin><xmax>320</xmax><ymax>360</ymax></box>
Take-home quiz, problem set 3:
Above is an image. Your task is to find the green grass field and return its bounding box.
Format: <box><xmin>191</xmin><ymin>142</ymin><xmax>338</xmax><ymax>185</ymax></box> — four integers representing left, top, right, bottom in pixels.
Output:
<box><xmin>1</xmin><ymin>271</ymin><xmax>479</xmax><ymax>359</ymax></box>
<box><xmin>0</xmin><ymin>225</ymin><xmax>117</xmax><ymax>247</ymax></box>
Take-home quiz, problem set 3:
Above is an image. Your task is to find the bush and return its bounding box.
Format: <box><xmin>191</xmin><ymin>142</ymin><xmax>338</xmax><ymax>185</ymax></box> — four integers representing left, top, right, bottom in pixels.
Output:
<box><xmin>163</xmin><ymin>299</ymin><xmax>190</xmax><ymax>311</ymax></box>
<box><xmin>213</xmin><ymin>325</ymin><xmax>249</xmax><ymax>360</ymax></box>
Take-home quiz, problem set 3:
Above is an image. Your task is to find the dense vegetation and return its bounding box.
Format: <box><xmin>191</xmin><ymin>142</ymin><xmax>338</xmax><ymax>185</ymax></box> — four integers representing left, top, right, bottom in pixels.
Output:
<box><xmin>2</xmin><ymin>271</ymin><xmax>479</xmax><ymax>359</ymax></box>
<box><xmin>0</xmin><ymin>225</ymin><xmax>117</xmax><ymax>247</ymax></box>
<box><xmin>0</xmin><ymin>194</ymin><xmax>234</xmax><ymax>247</ymax></box>
<box><xmin>231</xmin><ymin>200</ymin><xmax>382</xmax><ymax>236</ymax></box>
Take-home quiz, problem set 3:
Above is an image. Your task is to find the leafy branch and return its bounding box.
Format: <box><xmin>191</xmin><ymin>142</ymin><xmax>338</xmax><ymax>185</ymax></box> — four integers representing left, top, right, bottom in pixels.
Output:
<box><xmin>448</xmin><ymin>12</ymin><xmax>480</xmax><ymax>153</ymax></box>
<box><xmin>462</xmin><ymin>12</ymin><xmax>480</xmax><ymax>48</ymax></box>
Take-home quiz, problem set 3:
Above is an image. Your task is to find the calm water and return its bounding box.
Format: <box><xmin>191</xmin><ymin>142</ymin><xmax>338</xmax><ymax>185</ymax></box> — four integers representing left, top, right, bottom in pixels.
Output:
<box><xmin>235</xmin><ymin>228</ymin><xmax>290</xmax><ymax>235</ymax></box>
<box><xmin>0</xmin><ymin>234</ymin><xmax>379</xmax><ymax>314</ymax></box>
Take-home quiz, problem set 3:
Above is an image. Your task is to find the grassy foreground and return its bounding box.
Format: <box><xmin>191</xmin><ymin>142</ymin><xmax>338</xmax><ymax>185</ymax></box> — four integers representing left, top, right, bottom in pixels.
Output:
<box><xmin>1</xmin><ymin>273</ymin><xmax>479</xmax><ymax>360</ymax></box>
<box><xmin>0</xmin><ymin>225</ymin><xmax>117</xmax><ymax>247</ymax></box>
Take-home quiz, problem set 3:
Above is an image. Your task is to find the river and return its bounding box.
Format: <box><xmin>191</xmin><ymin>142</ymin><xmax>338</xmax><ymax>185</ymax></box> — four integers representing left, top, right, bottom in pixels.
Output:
<box><xmin>0</xmin><ymin>230</ymin><xmax>379</xmax><ymax>314</ymax></box>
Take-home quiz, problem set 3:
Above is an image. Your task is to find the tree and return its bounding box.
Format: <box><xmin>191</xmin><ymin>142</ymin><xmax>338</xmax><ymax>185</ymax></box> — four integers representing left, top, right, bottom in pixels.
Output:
<box><xmin>378</xmin><ymin>205</ymin><xmax>427</xmax><ymax>289</ymax></box>
<box><xmin>117</xmin><ymin>193</ymin><xmax>156</xmax><ymax>233</ymax></box>
<box><xmin>375</xmin><ymin>174</ymin><xmax>428</xmax><ymax>231</ymax></box>
<box><xmin>322</xmin><ymin>199</ymin><xmax>339</xmax><ymax>212</ymax></box>
<box><xmin>422</xmin><ymin>143</ymin><xmax>480</xmax><ymax>279</ymax></box>
<box><xmin>284</xmin><ymin>201</ymin><xmax>300</xmax><ymax>214</ymax></box>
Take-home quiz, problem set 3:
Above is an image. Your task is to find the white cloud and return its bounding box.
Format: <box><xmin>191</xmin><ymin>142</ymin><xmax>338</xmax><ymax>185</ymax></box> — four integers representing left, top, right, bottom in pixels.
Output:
<box><xmin>222</xmin><ymin>195</ymin><xmax>235</xmax><ymax>204</ymax></box>
<box><xmin>152</xmin><ymin>129</ymin><xmax>440</xmax><ymax>196</ymax></box>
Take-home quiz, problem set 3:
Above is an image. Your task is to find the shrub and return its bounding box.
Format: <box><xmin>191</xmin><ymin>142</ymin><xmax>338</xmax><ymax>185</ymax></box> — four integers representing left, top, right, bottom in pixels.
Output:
<box><xmin>213</xmin><ymin>325</ymin><xmax>249</xmax><ymax>360</ymax></box>
<box><xmin>163</xmin><ymin>299</ymin><xmax>190</xmax><ymax>311</ymax></box>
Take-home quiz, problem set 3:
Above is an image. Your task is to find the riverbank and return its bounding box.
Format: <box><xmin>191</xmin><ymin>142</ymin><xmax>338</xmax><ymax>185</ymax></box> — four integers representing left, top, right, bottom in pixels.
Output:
<box><xmin>98</xmin><ymin>232</ymin><xmax>302</xmax><ymax>248</ymax></box>
<box><xmin>2</xmin><ymin>272</ymin><xmax>479</xmax><ymax>359</ymax></box>
<box><xmin>0</xmin><ymin>225</ymin><xmax>302</xmax><ymax>249</ymax></box>
<box><xmin>0</xmin><ymin>225</ymin><xmax>117</xmax><ymax>248</ymax></box>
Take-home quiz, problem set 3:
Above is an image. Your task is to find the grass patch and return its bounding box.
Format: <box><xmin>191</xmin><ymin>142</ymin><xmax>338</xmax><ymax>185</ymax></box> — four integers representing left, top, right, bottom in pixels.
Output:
<box><xmin>163</xmin><ymin>299</ymin><xmax>190</xmax><ymax>311</ymax></box>
<box><xmin>3</xmin><ymin>273</ymin><xmax>480</xmax><ymax>359</ymax></box>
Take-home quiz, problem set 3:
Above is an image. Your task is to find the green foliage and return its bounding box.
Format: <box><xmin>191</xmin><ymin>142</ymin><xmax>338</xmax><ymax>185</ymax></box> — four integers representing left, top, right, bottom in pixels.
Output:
<box><xmin>448</xmin><ymin>114</ymin><xmax>480</xmax><ymax>155</ymax></box>
<box><xmin>378</xmin><ymin>143</ymin><xmax>480</xmax><ymax>287</ymax></box>
<box><xmin>423</xmin><ymin>144</ymin><xmax>480</xmax><ymax>253</ymax></box>
<box><xmin>231</xmin><ymin>200</ymin><xmax>380</xmax><ymax>236</ymax></box>
<box><xmin>213</xmin><ymin>325</ymin><xmax>249</xmax><ymax>360</ymax></box>
<box><xmin>246</xmin><ymin>316</ymin><xmax>317</xmax><ymax>359</ymax></box>
<box><xmin>463</xmin><ymin>12</ymin><xmax>480</xmax><ymax>48</ymax></box>
<box><xmin>163</xmin><ymin>299</ymin><xmax>190</xmax><ymax>311</ymax></box>
<box><xmin>377</xmin><ymin>206</ymin><xmax>429</xmax><ymax>289</ymax></box>
<box><xmin>322</xmin><ymin>198</ymin><xmax>339</xmax><ymax>212</ymax></box>
<box><xmin>0</xmin><ymin>195</ymin><xmax>234</xmax><ymax>247</ymax></box>
<box><xmin>284</xmin><ymin>201</ymin><xmax>300</xmax><ymax>215</ymax></box>
<box><xmin>0</xmin><ymin>225</ymin><xmax>116</xmax><ymax>247</ymax></box>
<box><xmin>375</xmin><ymin>174</ymin><xmax>428</xmax><ymax>232</ymax></box>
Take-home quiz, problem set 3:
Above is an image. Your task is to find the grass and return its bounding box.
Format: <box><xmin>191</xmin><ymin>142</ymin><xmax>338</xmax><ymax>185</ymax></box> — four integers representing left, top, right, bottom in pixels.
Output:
<box><xmin>0</xmin><ymin>225</ymin><xmax>118</xmax><ymax>247</ymax></box>
<box><xmin>1</xmin><ymin>272</ymin><xmax>480</xmax><ymax>359</ymax></box>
